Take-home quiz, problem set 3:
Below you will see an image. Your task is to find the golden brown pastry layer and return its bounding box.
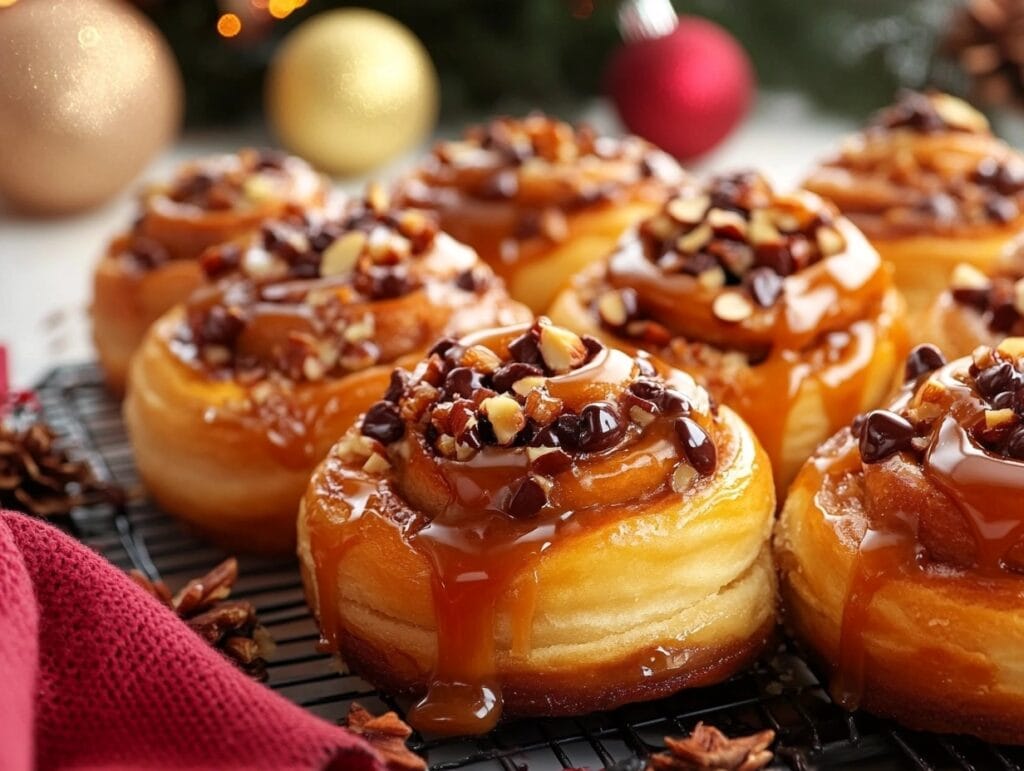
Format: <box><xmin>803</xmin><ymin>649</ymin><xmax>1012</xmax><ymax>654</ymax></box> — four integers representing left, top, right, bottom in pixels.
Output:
<box><xmin>549</xmin><ymin>170</ymin><xmax>907</xmax><ymax>493</ymax></box>
<box><xmin>298</xmin><ymin>320</ymin><xmax>777</xmax><ymax>735</ymax></box>
<box><xmin>804</xmin><ymin>90</ymin><xmax>1024</xmax><ymax>314</ymax></box>
<box><xmin>394</xmin><ymin>114</ymin><xmax>685</xmax><ymax>312</ymax></box>
<box><xmin>775</xmin><ymin>339</ymin><xmax>1024</xmax><ymax>744</ymax></box>
<box><xmin>92</xmin><ymin>148</ymin><xmax>329</xmax><ymax>392</ymax></box>
<box><xmin>124</xmin><ymin>190</ymin><xmax>530</xmax><ymax>552</ymax></box>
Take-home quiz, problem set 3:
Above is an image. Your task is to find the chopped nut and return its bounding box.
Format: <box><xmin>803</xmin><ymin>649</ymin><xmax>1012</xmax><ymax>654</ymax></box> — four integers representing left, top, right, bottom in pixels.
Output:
<box><xmin>597</xmin><ymin>289</ymin><xmax>631</xmax><ymax>327</ymax></box>
<box><xmin>366</xmin><ymin>182</ymin><xmax>389</xmax><ymax>214</ymax></box>
<box><xmin>666</xmin><ymin>194</ymin><xmax>710</xmax><ymax>225</ymax></box>
<box><xmin>343</xmin><ymin>314</ymin><xmax>376</xmax><ymax>343</ymax></box>
<box><xmin>524</xmin><ymin>388</ymin><xmax>563</xmax><ymax>426</ymax></box>
<box><xmin>538</xmin><ymin>324</ymin><xmax>588</xmax><ymax>373</ymax></box>
<box><xmin>697</xmin><ymin>266</ymin><xmax>726</xmax><ymax>291</ymax></box>
<box><xmin>362</xmin><ymin>452</ymin><xmax>392</xmax><ymax>474</ymax></box>
<box><xmin>455</xmin><ymin>442</ymin><xmax>477</xmax><ymax>461</ymax></box>
<box><xmin>645</xmin><ymin>214</ymin><xmax>677</xmax><ymax>240</ymax></box>
<box><xmin>985</xmin><ymin>408</ymin><xmax>1017</xmax><ymax>428</ymax></box>
<box><xmin>461</xmin><ymin>344</ymin><xmax>502</xmax><ymax>374</ymax></box>
<box><xmin>675</xmin><ymin>223</ymin><xmax>712</xmax><ymax>254</ymax></box>
<box><xmin>480</xmin><ymin>395</ymin><xmax>526</xmax><ymax>445</ymax></box>
<box><xmin>435</xmin><ymin>434</ymin><xmax>457</xmax><ymax>458</ymax></box>
<box><xmin>951</xmin><ymin>263</ymin><xmax>989</xmax><ymax>291</ymax></box>
<box><xmin>540</xmin><ymin>208</ymin><xmax>569</xmax><ymax>241</ymax></box>
<box><xmin>242</xmin><ymin>248</ymin><xmax>287</xmax><ymax>280</ymax></box>
<box><xmin>302</xmin><ymin>356</ymin><xmax>326</xmax><ymax>381</ymax></box>
<box><xmin>973</xmin><ymin>344</ymin><xmax>997</xmax><ymax>370</ymax></box>
<box><xmin>930</xmin><ymin>92</ymin><xmax>989</xmax><ymax>133</ymax></box>
<box><xmin>748</xmin><ymin>209</ymin><xmax>782</xmax><ymax>246</ymax></box>
<box><xmin>629</xmin><ymin>404</ymin><xmax>656</xmax><ymax>427</ymax></box>
<box><xmin>398</xmin><ymin>209</ymin><xmax>430</xmax><ymax>239</ymax></box>
<box><xmin>706</xmin><ymin>207</ymin><xmax>747</xmax><ymax>238</ymax></box>
<box><xmin>671</xmin><ymin>462</ymin><xmax>698</xmax><ymax>493</ymax></box>
<box><xmin>996</xmin><ymin>337</ymin><xmax>1024</xmax><ymax>359</ymax></box>
<box><xmin>712</xmin><ymin>292</ymin><xmax>754</xmax><ymax>323</ymax></box>
<box><xmin>816</xmin><ymin>225</ymin><xmax>846</xmax><ymax>257</ymax></box>
<box><xmin>512</xmin><ymin>375</ymin><xmax>546</xmax><ymax>397</ymax></box>
<box><xmin>203</xmin><ymin>345</ymin><xmax>231</xmax><ymax>367</ymax></box>
<box><xmin>399</xmin><ymin>382</ymin><xmax>440</xmax><ymax>422</ymax></box>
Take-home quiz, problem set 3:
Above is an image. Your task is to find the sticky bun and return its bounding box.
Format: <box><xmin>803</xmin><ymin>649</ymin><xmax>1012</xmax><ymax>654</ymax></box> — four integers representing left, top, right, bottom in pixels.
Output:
<box><xmin>124</xmin><ymin>189</ymin><xmax>530</xmax><ymax>552</ymax></box>
<box><xmin>298</xmin><ymin>319</ymin><xmax>777</xmax><ymax>735</ymax></box>
<box><xmin>393</xmin><ymin>114</ymin><xmax>685</xmax><ymax>312</ymax></box>
<box><xmin>92</xmin><ymin>148</ymin><xmax>330</xmax><ymax>392</ymax></box>
<box><xmin>775</xmin><ymin>340</ymin><xmax>1024</xmax><ymax>743</ymax></box>
<box><xmin>549</xmin><ymin>170</ymin><xmax>908</xmax><ymax>492</ymax></box>
<box><xmin>920</xmin><ymin>238</ymin><xmax>1024</xmax><ymax>359</ymax></box>
<box><xmin>804</xmin><ymin>90</ymin><xmax>1024</xmax><ymax>315</ymax></box>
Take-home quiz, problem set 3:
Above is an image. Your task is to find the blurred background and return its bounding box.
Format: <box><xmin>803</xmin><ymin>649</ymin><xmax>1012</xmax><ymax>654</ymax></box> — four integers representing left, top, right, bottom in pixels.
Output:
<box><xmin>2</xmin><ymin>0</ymin><xmax>1022</xmax><ymax>385</ymax></box>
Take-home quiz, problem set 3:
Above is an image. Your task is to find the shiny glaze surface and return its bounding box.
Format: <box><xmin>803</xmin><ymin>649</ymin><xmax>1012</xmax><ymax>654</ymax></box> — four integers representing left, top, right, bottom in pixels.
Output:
<box><xmin>305</xmin><ymin>321</ymin><xmax>742</xmax><ymax>734</ymax></box>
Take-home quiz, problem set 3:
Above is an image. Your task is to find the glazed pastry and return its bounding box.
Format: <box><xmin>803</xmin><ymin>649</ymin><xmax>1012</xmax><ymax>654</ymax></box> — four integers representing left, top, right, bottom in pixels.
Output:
<box><xmin>549</xmin><ymin>171</ymin><xmax>908</xmax><ymax>492</ymax></box>
<box><xmin>920</xmin><ymin>238</ymin><xmax>1024</xmax><ymax>359</ymax></box>
<box><xmin>394</xmin><ymin>114</ymin><xmax>685</xmax><ymax>312</ymax></box>
<box><xmin>804</xmin><ymin>90</ymin><xmax>1024</xmax><ymax>315</ymax></box>
<box><xmin>124</xmin><ymin>189</ymin><xmax>530</xmax><ymax>552</ymax></box>
<box><xmin>775</xmin><ymin>340</ymin><xmax>1024</xmax><ymax>744</ymax></box>
<box><xmin>298</xmin><ymin>319</ymin><xmax>777</xmax><ymax>735</ymax></box>
<box><xmin>92</xmin><ymin>148</ymin><xmax>330</xmax><ymax>392</ymax></box>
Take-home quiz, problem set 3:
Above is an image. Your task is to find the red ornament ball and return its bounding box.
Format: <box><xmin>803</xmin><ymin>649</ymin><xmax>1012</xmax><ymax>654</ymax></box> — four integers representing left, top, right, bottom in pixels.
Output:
<box><xmin>606</xmin><ymin>17</ymin><xmax>754</xmax><ymax>161</ymax></box>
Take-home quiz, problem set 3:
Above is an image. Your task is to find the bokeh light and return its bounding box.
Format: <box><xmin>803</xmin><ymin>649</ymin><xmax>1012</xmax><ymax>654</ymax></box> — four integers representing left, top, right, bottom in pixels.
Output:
<box><xmin>216</xmin><ymin>13</ymin><xmax>242</xmax><ymax>38</ymax></box>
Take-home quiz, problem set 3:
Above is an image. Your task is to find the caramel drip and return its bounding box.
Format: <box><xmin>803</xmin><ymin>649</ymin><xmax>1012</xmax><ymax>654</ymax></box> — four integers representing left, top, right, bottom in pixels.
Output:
<box><xmin>925</xmin><ymin>417</ymin><xmax>1024</xmax><ymax>576</ymax></box>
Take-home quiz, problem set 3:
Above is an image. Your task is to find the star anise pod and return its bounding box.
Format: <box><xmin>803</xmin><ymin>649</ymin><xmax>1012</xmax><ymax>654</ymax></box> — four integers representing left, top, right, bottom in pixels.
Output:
<box><xmin>0</xmin><ymin>420</ymin><xmax>122</xmax><ymax>517</ymax></box>
<box><xmin>130</xmin><ymin>558</ymin><xmax>274</xmax><ymax>680</ymax></box>
<box><xmin>943</xmin><ymin>0</ymin><xmax>1024</xmax><ymax>109</ymax></box>
<box><xmin>345</xmin><ymin>703</ymin><xmax>426</xmax><ymax>771</ymax></box>
<box><xmin>646</xmin><ymin>723</ymin><xmax>775</xmax><ymax>771</ymax></box>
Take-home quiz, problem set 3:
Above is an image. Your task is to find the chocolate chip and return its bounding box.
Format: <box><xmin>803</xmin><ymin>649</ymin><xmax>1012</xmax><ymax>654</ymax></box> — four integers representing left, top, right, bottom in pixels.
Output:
<box><xmin>904</xmin><ymin>344</ymin><xmax>946</xmax><ymax>382</ymax></box>
<box><xmin>428</xmin><ymin>337</ymin><xmax>459</xmax><ymax>357</ymax></box>
<box><xmin>491</xmin><ymin>362</ymin><xmax>543</xmax><ymax>393</ymax></box>
<box><xmin>508</xmin><ymin>331</ymin><xmax>545</xmax><ymax>368</ymax></box>
<box><xmin>1006</xmin><ymin>426</ymin><xmax>1024</xmax><ymax>459</ymax></box>
<box><xmin>858</xmin><ymin>410</ymin><xmax>915</xmax><ymax>463</ymax></box>
<box><xmin>129</xmin><ymin>237</ymin><xmax>170</xmax><ymax>270</ymax></box>
<box><xmin>629</xmin><ymin>378</ymin><xmax>664</xmax><ymax>403</ymax></box>
<box><xmin>254</xmin><ymin>148</ymin><xmax>288</xmax><ymax>170</ymax></box>
<box><xmin>443</xmin><ymin>367</ymin><xmax>484</xmax><ymax>400</ymax></box>
<box><xmin>635</xmin><ymin>356</ymin><xmax>656</xmax><ymax>377</ymax></box>
<box><xmin>361</xmin><ymin>401</ymin><xmax>405</xmax><ymax>444</ymax></box>
<box><xmin>198</xmin><ymin>305</ymin><xmax>246</xmax><ymax>347</ymax></box>
<box><xmin>532</xmin><ymin>413</ymin><xmax>581</xmax><ymax>451</ymax></box>
<box><xmin>918</xmin><ymin>193</ymin><xmax>957</xmax><ymax>221</ymax></box>
<box><xmin>985</xmin><ymin>196</ymin><xmax>1019</xmax><ymax>223</ymax></box>
<box><xmin>951</xmin><ymin>285</ymin><xmax>990</xmax><ymax>312</ymax></box>
<box><xmin>531</xmin><ymin>448</ymin><xmax>572</xmax><ymax>476</ymax></box>
<box><xmin>747</xmin><ymin>266</ymin><xmax>785</xmax><ymax>307</ymax></box>
<box><xmin>992</xmin><ymin>390</ymin><xmax>1015</xmax><ymax>410</ymax></box>
<box><xmin>199</xmin><ymin>243</ymin><xmax>241</xmax><ymax>278</ymax></box>
<box><xmin>356</xmin><ymin>265</ymin><xmax>415</xmax><ymax>300</ymax></box>
<box><xmin>659</xmin><ymin>388</ymin><xmax>691</xmax><ymax>415</ymax></box>
<box><xmin>976</xmin><ymin>361</ymin><xmax>1017</xmax><ymax>398</ymax></box>
<box><xmin>581</xmin><ymin>335</ymin><xmax>604</xmax><ymax>361</ymax></box>
<box><xmin>578</xmin><ymin>402</ymin><xmax>625</xmax><ymax>453</ymax></box>
<box><xmin>990</xmin><ymin>301</ymin><xmax>1020</xmax><ymax>332</ymax></box>
<box><xmin>755</xmin><ymin>243</ymin><xmax>795</xmax><ymax>276</ymax></box>
<box><xmin>478</xmin><ymin>170</ymin><xmax>519</xmax><ymax>200</ymax></box>
<box><xmin>674</xmin><ymin>417</ymin><xmax>717</xmax><ymax>474</ymax></box>
<box><xmin>506</xmin><ymin>477</ymin><xmax>547</xmax><ymax>518</ymax></box>
<box><xmin>383</xmin><ymin>369</ymin><xmax>410</xmax><ymax>403</ymax></box>
<box><xmin>455</xmin><ymin>268</ymin><xmax>485</xmax><ymax>292</ymax></box>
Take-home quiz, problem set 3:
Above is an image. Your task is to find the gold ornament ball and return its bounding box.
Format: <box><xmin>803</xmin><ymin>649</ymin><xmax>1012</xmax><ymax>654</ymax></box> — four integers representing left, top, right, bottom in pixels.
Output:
<box><xmin>0</xmin><ymin>0</ymin><xmax>182</xmax><ymax>215</ymax></box>
<box><xmin>266</xmin><ymin>9</ymin><xmax>439</xmax><ymax>176</ymax></box>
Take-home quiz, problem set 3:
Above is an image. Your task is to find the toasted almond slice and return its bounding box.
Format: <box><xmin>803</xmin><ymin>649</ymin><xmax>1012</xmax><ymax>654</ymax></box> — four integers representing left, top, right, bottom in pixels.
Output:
<box><xmin>671</xmin><ymin>462</ymin><xmax>698</xmax><ymax>493</ymax></box>
<box><xmin>816</xmin><ymin>225</ymin><xmax>846</xmax><ymax>257</ymax></box>
<box><xmin>666</xmin><ymin>194</ymin><xmax>710</xmax><ymax>225</ymax></box>
<box><xmin>951</xmin><ymin>262</ymin><xmax>989</xmax><ymax>291</ymax></box>
<box><xmin>480</xmin><ymin>394</ymin><xmax>526</xmax><ymax>445</ymax></box>
<box><xmin>362</xmin><ymin>452</ymin><xmax>392</xmax><ymax>474</ymax></box>
<box><xmin>676</xmin><ymin>223</ymin><xmax>712</xmax><ymax>254</ymax></box>
<box><xmin>321</xmin><ymin>231</ymin><xmax>366</xmax><ymax>276</ymax></box>
<box><xmin>539</xmin><ymin>324</ymin><xmax>587</xmax><ymax>373</ymax></box>
<box><xmin>712</xmin><ymin>292</ymin><xmax>754</xmax><ymax>323</ymax></box>
<box><xmin>930</xmin><ymin>93</ymin><xmax>989</xmax><ymax>133</ymax></box>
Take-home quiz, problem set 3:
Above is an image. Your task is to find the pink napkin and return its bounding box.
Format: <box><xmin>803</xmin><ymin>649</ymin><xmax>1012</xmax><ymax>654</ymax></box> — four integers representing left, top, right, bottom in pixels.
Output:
<box><xmin>0</xmin><ymin>509</ymin><xmax>387</xmax><ymax>771</ymax></box>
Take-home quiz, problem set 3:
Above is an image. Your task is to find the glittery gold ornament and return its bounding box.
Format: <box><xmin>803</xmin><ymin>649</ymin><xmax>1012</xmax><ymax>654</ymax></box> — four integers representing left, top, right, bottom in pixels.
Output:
<box><xmin>0</xmin><ymin>0</ymin><xmax>182</xmax><ymax>215</ymax></box>
<box><xmin>265</xmin><ymin>9</ymin><xmax>439</xmax><ymax>176</ymax></box>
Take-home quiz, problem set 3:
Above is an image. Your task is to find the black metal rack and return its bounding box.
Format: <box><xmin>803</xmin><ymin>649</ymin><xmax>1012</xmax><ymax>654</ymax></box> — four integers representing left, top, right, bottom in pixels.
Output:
<box><xmin>33</xmin><ymin>363</ymin><xmax>1024</xmax><ymax>771</ymax></box>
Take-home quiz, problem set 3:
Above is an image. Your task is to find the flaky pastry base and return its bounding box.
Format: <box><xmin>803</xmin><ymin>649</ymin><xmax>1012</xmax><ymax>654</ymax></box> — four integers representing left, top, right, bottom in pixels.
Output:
<box><xmin>297</xmin><ymin>406</ymin><xmax>777</xmax><ymax>716</ymax></box>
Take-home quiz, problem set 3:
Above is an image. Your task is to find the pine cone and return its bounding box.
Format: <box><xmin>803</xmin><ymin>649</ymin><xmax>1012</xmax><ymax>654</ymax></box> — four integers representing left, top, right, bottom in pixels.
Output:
<box><xmin>943</xmin><ymin>0</ymin><xmax>1024</xmax><ymax>109</ymax></box>
<box><xmin>130</xmin><ymin>558</ymin><xmax>274</xmax><ymax>680</ymax></box>
<box><xmin>0</xmin><ymin>420</ymin><xmax>121</xmax><ymax>517</ymax></box>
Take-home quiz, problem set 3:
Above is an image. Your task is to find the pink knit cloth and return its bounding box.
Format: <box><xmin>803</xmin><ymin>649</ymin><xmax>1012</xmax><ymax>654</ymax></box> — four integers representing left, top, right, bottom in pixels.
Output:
<box><xmin>0</xmin><ymin>509</ymin><xmax>386</xmax><ymax>771</ymax></box>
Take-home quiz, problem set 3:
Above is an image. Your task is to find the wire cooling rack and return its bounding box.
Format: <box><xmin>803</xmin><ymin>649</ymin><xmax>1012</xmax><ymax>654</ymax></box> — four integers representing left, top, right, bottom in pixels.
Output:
<box><xmin>34</xmin><ymin>362</ymin><xmax>1024</xmax><ymax>771</ymax></box>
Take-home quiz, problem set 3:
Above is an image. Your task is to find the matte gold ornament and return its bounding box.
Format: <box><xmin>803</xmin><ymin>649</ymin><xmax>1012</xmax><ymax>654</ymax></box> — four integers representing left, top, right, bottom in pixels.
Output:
<box><xmin>0</xmin><ymin>0</ymin><xmax>183</xmax><ymax>214</ymax></box>
<box><xmin>266</xmin><ymin>9</ymin><xmax>439</xmax><ymax>176</ymax></box>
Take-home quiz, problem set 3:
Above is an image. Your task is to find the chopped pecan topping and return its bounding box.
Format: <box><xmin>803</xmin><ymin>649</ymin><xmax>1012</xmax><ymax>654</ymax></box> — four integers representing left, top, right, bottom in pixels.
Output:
<box><xmin>950</xmin><ymin>262</ymin><xmax>1024</xmax><ymax>336</ymax></box>
<box><xmin>870</xmin><ymin>90</ymin><xmax>990</xmax><ymax>135</ymax></box>
<box><xmin>129</xmin><ymin>558</ymin><xmax>273</xmax><ymax>680</ymax></box>
<box><xmin>345</xmin><ymin>703</ymin><xmax>426</xmax><ymax>771</ymax></box>
<box><xmin>646</xmin><ymin>723</ymin><xmax>775</xmax><ymax>771</ymax></box>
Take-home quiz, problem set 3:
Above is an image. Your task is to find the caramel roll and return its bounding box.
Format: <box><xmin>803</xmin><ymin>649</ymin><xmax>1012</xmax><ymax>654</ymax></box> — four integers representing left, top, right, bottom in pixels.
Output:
<box><xmin>921</xmin><ymin>236</ymin><xmax>1024</xmax><ymax>359</ymax></box>
<box><xmin>394</xmin><ymin>114</ymin><xmax>685</xmax><ymax>312</ymax></box>
<box><xmin>804</xmin><ymin>90</ymin><xmax>1024</xmax><ymax>314</ymax></box>
<box><xmin>92</xmin><ymin>148</ymin><xmax>330</xmax><ymax>392</ymax></box>
<box><xmin>776</xmin><ymin>340</ymin><xmax>1024</xmax><ymax>743</ymax></box>
<box><xmin>298</xmin><ymin>319</ymin><xmax>777</xmax><ymax>735</ymax></box>
<box><xmin>549</xmin><ymin>170</ymin><xmax>908</xmax><ymax>493</ymax></box>
<box><xmin>124</xmin><ymin>189</ymin><xmax>530</xmax><ymax>552</ymax></box>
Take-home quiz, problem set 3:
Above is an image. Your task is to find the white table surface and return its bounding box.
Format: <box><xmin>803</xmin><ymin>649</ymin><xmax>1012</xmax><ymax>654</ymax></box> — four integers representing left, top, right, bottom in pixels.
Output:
<box><xmin>0</xmin><ymin>92</ymin><xmax>853</xmax><ymax>388</ymax></box>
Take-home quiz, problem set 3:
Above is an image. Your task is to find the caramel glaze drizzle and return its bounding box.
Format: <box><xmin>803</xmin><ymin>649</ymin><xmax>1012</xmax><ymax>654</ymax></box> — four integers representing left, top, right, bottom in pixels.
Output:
<box><xmin>594</xmin><ymin>171</ymin><xmax>901</xmax><ymax>479</ymax></box>
<box><xmin>804</xmin><ymin>90</ymin><xmax>1024</xmax><ymax>239</ymax></box>
<box><xmin>116</xmin><ymin>148</ymin><xmax>327</xmax><ymax>269</ymax></box>
<box><xmin>802</xmin><ymin>341</ymin><xmax>1024</xmax><ymax>709</ymax></box>
<box><xmin>394</xmin><ymin>114</ymin><xmax>684</xmax><ymax>279</ymax></box>
<box><xmin>166</xmin><ymin>190</ymin><xmax>529</xmax><ymax>467</ymax></box>
<box><xmin>307</xmin><ymin>320</ymin><xmax>728</xmax><ymax>735</ymax></box>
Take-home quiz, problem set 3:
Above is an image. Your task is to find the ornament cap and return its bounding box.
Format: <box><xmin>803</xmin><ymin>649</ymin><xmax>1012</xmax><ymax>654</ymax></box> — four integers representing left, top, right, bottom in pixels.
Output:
<box><xmin>617</xmin><ymin>0</ymin><xmax>679</xmax><ymax>43</ymax></box>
